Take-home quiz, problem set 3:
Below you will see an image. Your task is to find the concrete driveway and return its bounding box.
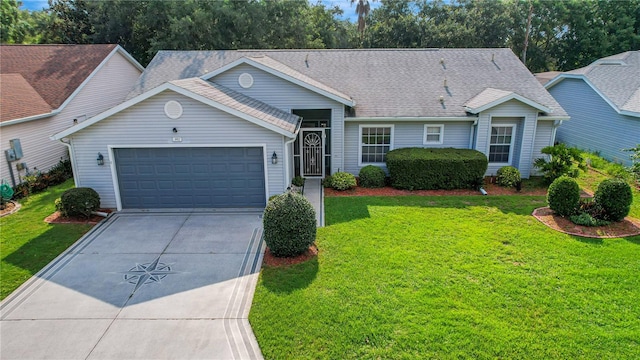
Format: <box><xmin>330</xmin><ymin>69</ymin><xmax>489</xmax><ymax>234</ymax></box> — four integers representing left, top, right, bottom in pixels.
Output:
<box><xmin>1</xmin><ymin>210</ymin><xmax>265</xmax><ymax>359</ymax></box>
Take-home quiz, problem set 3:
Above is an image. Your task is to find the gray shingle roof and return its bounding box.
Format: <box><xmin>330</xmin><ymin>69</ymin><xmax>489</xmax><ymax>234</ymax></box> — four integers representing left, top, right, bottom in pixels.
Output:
<box><xmin>565</xmin><ymin>51</ymin><xmax>640</xmax><ymax>114</ymax></box>
<box><xmin>130</xmin><ymin>48</ymin><xmax>567</xmax><ymax>118</ymax></box>
<box><xmin>170</xmin><ymin>78</ymin><xmax>300</xmax><ymax>134</ymax></box>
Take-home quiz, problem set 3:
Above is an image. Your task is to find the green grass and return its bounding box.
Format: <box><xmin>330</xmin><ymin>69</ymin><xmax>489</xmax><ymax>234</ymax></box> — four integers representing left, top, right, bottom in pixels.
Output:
<box><xmin>250</xmin><ymin>196</ymin><xmax>640</xmax><ymax>359</ymax></box>
<box><xmin>1</xmin><ymin>179</ymin><xmax>92</xmax><ymax>300</ymax></box>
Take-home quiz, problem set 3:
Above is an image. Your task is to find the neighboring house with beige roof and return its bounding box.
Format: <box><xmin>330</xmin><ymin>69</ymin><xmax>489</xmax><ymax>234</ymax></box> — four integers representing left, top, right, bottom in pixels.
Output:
<box><xmin>52</xmin><ymin>48</ymin><xmax>568</xmax><ymax>210</ymax></box>
<box><xmin>0</xmin><ymin>44</ymin><xmax>143</xmax><ymax>186</ymax></box>
<box><xmin>544</xmin><ymin>51</ymin><xmax>640</xmax><ymax>166</ymax></box>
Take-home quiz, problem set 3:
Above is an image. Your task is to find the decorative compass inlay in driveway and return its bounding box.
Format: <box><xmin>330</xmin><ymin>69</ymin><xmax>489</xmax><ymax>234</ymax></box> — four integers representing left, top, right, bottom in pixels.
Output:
<box><xmin>122</xmin><ymin>257</ymin><xmax>177</xmax><ymax>292</ymax></box>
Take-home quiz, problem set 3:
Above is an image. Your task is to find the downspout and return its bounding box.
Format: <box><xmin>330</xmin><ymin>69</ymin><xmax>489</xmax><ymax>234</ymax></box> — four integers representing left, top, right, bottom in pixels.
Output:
<box><xmin>468</xmin><ymin>118</ymin><xmax>478</xmax><ymax>149</ymax></box>
<box><xmin>58</xmin><ymin>138</ymin><xmax>79</xmax><ymax>187</ymax></box>
<box><xmin>551</xmin><ymin>120</ymin><xmax>563</xmax><ymax>146</ymax></box>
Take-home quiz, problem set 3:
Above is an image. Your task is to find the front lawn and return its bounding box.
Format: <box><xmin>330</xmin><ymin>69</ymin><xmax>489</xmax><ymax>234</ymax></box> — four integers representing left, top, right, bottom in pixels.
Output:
<box><xmin>250</xmin><ymin>196</ymin><xmax>640</xmax><ymax>359</ymax></box>
<box><xmin>0</xmin><ymin>179</ymin><xmax>93</xmax><ymax>300</ymax></box>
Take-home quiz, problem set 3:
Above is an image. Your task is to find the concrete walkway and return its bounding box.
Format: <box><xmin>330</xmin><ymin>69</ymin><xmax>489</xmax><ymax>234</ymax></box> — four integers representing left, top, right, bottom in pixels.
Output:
<box><xmin>303</xmin><ymin>178</ymin><xmax>324</xmax><ymax>227</ymax></box>
<box><xmin>1</xmin><ymin>211</ymin><xmax>265</xmax><ymax>359</ymax></box>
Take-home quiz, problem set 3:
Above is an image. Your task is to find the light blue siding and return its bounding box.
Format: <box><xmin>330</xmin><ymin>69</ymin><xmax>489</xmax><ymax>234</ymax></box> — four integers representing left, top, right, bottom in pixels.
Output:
<box><xmin>212</xmin><ymin>64</ymin><xmax>346</xmax><ymax>173</ymax></box>
<box><xmin>531</xmin><ymin>120</ymin><xmax>555</xmax><ymax>175</ymax></box>
<box><xmin>344</xmin><ymin>121</ymin><xmax>473</xmax><ymax>175</ymax></box>
<box><xmin>70</xmin><ymin>91</ymin><xmax>286</xmax><ymax>208</ymax></box>
<box><xmin>475</xmin><ymin>100</ymin><xmax>539</xmax><ymax>178</ymax></box>
<box><xmin>549</xmin><ymin>78</ymin><xmax>639</xmax><ymax>166</ymax></box>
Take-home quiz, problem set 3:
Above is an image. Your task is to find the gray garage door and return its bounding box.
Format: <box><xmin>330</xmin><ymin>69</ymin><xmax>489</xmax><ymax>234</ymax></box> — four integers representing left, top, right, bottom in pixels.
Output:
<box><xmin>114</xmin><ymin>147</ymin><xmax>266</xmax><ymax>209</ymax></box>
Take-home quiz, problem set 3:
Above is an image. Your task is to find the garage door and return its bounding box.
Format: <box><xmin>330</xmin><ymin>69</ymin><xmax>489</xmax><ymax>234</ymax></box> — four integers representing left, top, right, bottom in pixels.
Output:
<box><xmin>114</xmin><ymin>147</ymin><xmax>266</xmax><ymax>209</ymax></box>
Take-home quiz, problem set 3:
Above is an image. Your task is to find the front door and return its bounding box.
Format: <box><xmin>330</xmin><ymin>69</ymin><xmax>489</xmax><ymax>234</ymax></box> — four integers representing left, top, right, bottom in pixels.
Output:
<box><xmin>300</xmin><ymin>129</ymin><xmax>324</xmax><ymax>177</ymax></box>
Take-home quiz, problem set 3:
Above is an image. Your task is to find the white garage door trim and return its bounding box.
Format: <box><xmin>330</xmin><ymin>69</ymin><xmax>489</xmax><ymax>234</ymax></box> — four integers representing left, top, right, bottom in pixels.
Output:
<box><xmin>108</xmin><ymin>144</ymin><xmax>269</xmax><ymax>211</ymax></box>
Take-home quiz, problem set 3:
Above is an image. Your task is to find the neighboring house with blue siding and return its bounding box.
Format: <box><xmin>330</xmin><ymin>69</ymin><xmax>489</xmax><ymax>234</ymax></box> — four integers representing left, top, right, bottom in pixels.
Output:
<box><xmin>0</xmin><ymin>44</ymin><xmax>144</xmax><ymax>187</ymax></box>
<box><xmin>543</xmin><ymin>51</ymin><xmax>640</xmax><ymax>166</ymax></box>
<box><xmin>52</xmin><ymin>49</ymin><xmax>568</xmax><ymax>210</ymax></box>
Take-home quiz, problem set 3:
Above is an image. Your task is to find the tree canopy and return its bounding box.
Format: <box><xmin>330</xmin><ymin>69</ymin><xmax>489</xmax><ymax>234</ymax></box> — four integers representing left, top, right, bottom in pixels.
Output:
<box><xmin>3</xmin><ymin>0</ymin><xmax>639</xmax><ymax>72</ymax></box>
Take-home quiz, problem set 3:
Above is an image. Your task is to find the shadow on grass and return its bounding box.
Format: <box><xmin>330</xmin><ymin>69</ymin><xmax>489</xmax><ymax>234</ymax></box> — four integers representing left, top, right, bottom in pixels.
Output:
<box><xmin>570</xmin><ymin>235</ymin><xmax>604</xmax><ymax>245</ymax></box>
<box><xmin>624</xmin><ymin>235</ymin><xmax>640</xmax><ymax>245</ymax></box>
<box><xmin>260</xmin><ymin>257</ymin><xmax>319</xmax><ymax>294</ymax></box>
<box><xmin>325</xmin><ymin>195</ymin><xmax>546</xmax><ymax>225</ymax></box>
<box><xmin>2</xmin><ymin>224</ymin><xmax>91</xmax><ymax>276</ymax></box>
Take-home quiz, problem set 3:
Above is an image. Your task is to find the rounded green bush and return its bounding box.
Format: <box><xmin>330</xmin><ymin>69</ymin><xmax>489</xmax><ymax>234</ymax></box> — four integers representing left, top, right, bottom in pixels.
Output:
<box><xmin>358</xmin><ymin>165</ymin><xmax>386</xmax><ymax>188</ymax></box>
<box><xmin>330</xmin><ymin>171</ymin><xmax>357</xmax><ymax>191</ymax></box>
<box><xmin>496</xmin><ymin>166</ymin><xmax>521</xmax><ymax>188</ymax></box>
<box><xmin>58</xmin><ymin>187</ymin><xmax>100</xmax><ymax>219</ymax></box>
<box><xmin>547</xmin><ymin>176</ymin><xmax>580</xmax><ymax>217</ymax></box>
<box><xmin>263</xmin><ymin>192</ymin><xmax>316</xmax><ymax>257</ymax></box>
<box><xmin>594</xmin><ymin>179</ymin><xmax>632</xmax><ymax>222</ymax></box>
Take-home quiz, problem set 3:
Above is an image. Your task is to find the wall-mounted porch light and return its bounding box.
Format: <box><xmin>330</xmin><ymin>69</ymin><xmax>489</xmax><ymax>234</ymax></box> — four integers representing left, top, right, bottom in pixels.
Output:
<box><xmin>271</xmin><ymin>151</ymin><xmax>278</xmax><ymax>164</ymax></box>
<box><xmin>97</xmin><ymin>152</ymin><xmax>104</xmax><ymax>166</ymax></box>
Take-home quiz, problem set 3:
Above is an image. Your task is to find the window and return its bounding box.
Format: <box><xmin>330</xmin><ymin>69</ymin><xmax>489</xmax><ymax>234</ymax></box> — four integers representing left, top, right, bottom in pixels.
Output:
<box><xmin>423</xmin><ymin>124</ymin><xmax>444</xmax><ymax>144</ymax></box>
<box><xmin>489</xmin><ymin>125</ymin><xmax>515</xmax><ymax>163</ymax></box>
<box><xmin>359</xmin><ymin>125</ymin><xmax>393</xmax><ymax>164</ymax></box>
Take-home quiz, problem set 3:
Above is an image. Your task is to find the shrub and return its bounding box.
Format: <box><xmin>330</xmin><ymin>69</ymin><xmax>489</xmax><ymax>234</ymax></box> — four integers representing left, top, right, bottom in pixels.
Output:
<box><xmin>569</xmin><ymin>212</ymin><xmax>610</xmax><ymax>227</ymax></box>
<box><xmin>292</xmin><ymin>176</ymin><xmax>305</xmax><ymax>187</ymax></box>
<box><xmin>11</xmin><ymin>158</ymin><xmax>73</xmax><ymax>200</ymax></box>
<box><xmin>386</xmin><ymin>148</ymin><xmax>487</xmax><ymax>190</ymax></box>
<box><xmin>625</xmin><ymin>144</ymin><xmax>640</xmax><ymax>182</ymax></box>
<box><xmin>594</xmin><ymin>179</ymin><xmax>633</xmax><ymax>222</ymax></box>
<box><xmin>547</xmin><ymin>176</ymin><xmax>580</xmax><ymax>217</ymax></box>
<box><xmin>496</xmin><ymin>166</ymin><xmax>521</xmax><ymax>188</ymax></box>
<box><xmin>330</xmin><ymin>172</ymin><xmax>357</xmax><ymax>191</ymax></box>
<box><xmin>322</xmin><ymin>175</ymin><xmax>333</xmax><ymax>188</ymax></box>
<box><xmin>263</xmin><ymin>192</ymin><xmax>316</xmax><ymax>257</ymax></box>
<box><xmin>534</xmin><ymin>144</ymin><xmax>586</xmax><ymax>183</ymax></box>
<box><xmin>57</xmin><ymin>187</ymin><xmax>100</xmax><ymax>219</ymax></box>
<box><xmin>358</xmin><ymin>165</ymin><xmax>386</xmax><ymax>188</ymax></box>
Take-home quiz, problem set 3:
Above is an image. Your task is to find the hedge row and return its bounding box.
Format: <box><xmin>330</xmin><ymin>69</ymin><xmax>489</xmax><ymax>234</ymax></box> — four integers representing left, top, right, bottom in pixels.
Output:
<box><xmin>386</xmin><ymin>148</ymin><xmax>487</xmax><ymax>190</ymax></box>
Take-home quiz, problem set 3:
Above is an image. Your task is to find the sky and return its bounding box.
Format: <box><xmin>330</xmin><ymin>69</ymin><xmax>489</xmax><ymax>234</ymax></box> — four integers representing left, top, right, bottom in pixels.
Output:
<box><xmin>19</xmin><ymin>0</ymin><xmax>381</xmax><ymax>22</ymax></box>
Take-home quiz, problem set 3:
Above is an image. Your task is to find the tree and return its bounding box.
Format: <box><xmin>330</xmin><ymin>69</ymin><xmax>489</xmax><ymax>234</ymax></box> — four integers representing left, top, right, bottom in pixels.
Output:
<box><xmin>351</xmin><ymin>0</ymin><xmax>372</xmax><ymax>44</ymax></box>
<box><xmin>45</xmin><ymin>0</ymin><xmax>93</xmax><ymax>43</ymax></box>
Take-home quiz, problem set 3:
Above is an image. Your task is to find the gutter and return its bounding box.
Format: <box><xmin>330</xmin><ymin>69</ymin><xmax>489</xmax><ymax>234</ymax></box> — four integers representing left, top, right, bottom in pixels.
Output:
<box><xmin>345</xmin><ymin>116</ymin><xmax>477</xmax><ymax>122</ymax></box>
<box><xmin>58</xmin><ymin>138</ymin><xmax>79</xmax><ymax>187</ymax></box>
<box><xmin>0</xmin><ymin>111</ymin><xmax>57</xmax><ymax>127</ymax></box>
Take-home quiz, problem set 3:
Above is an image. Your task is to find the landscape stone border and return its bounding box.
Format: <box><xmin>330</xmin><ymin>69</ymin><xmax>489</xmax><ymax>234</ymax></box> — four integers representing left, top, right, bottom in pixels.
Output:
<box><xmin>532</xmin><ymin>207</ymin><xmax>640</xmax><ymax>239</ymax></box>
<box><xmin>0</xmin><ymin>201</ymin><xmax>21</xmax><ymax>218</ymax></box>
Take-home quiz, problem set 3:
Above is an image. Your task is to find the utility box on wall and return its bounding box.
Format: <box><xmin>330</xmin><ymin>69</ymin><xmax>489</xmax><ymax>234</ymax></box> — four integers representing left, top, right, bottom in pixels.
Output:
<box><xmin>5</xmin><ymin>149</ymin><xmax>16</xmax><ymax>162</ymax></box>
<box><xmin>9</xmin><ymin>139</ymin><xmax>23</xmax><ymax>159</ymax></box>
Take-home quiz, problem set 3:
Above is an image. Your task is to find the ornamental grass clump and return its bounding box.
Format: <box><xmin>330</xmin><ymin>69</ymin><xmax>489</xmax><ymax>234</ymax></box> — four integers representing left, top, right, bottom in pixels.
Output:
<box><xmin>263</xmin><ymin>192</ymin><xmax>316</xmax><ymax>258</ymax></box>
<box><xmin>547</xmin><ymin>176</ymin><xmax>580</xmax><ymax>217</ymax></box>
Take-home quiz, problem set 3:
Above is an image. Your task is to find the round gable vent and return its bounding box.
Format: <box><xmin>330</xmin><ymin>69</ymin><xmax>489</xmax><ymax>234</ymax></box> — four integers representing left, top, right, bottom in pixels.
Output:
<box><xmin>164</xmin><ymin>100</ymin><xmax>183</xmax><ymax>119</ymax></box>
<box><xmin>238</xmin><ymin>73</ymin><xmax>254</xmax><ymax>89</ymax></box>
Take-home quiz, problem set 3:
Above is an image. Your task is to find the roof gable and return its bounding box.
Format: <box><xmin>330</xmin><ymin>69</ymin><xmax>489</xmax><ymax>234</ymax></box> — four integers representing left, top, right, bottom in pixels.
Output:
<box><xmin>52</xmin><ymin>78</ymin><xmax>301</xmax><ymax>140</ymax></box>
<box><xmin>464</xmin><ymin>88</ymin><xmax>552</xmax><ymax>114</ymax></box>
<box><xmin>0</xmin><ymin>44</ymin><xmax>144</xmax><ymax>123</ymax></box>
<box><xmin>545</xmin><ymin>51</ymin><xmax>640</xmax><ymax>117</ymax></box>
<box><xmin>129</xmin><ymin>48</ymin><xmax>567</xmax><ymax>118</ymax></box>
<box><xmin>201</xmin><ymin>56</ymin><xmax>355</xmax><ymax>106</ymax></box>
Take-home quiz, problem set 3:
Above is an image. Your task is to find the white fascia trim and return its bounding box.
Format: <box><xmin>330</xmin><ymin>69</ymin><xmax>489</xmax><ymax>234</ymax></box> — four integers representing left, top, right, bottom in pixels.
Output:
<box><xmin>0</xmin><ymin>111</ymin><xmax>56</xmax><ymax>127</ymax></box>
<box><xmin>465</xmin><ymin>93</ymin><xmax>552</xmax><ymax>114</ymax></box>
<box><xmin>114</xmin><ymin>45</ymin><xmax>145</xmax><ymax>72</ymax></box>
<box><xmin>51</xmin><ymin>83</ymin><xmax>296</xmax><ymax>140</ymax></box>
<box><xmin>199</xmin><ymin>58</ymin><xmax>356</xmax><ymax>107</ymax></box>
<box><xmin>546</xmin><ymin>74</ymin><xmax>639</xmax><ymax>118</ymax></box>
<box><xmin>538</xmin><ymin>115</ymin><xmax>571</xmax><ymax>121</ymax></box>
<box><xmin>346</xmin><ymin>116</ymin><xmax>477</xmax><ymax>122</ymax></box>
<box><xmin>167</xmin><ymin>85</ymin><xmax>296</xmax><ymax>138</ymax></box>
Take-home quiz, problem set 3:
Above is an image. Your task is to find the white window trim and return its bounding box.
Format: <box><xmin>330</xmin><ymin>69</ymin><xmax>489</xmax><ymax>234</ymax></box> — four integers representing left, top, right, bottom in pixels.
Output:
<box><xmin>358</xmin><ymin>124</ymin><xmax>394</xmax><ymax>166</ymax></box>
<box><xmin>488</xmin><ymin>124</ymin><xmax>516</xmax><ymax>164</ymax></box>
<box><xmin>423</xmin><ymin>124</ymin><xmax>444</xmax><ymax>145</ymax></box>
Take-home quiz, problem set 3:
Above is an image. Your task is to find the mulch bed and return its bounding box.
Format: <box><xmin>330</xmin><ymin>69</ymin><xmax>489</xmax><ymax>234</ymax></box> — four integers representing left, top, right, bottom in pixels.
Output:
<box><xmin>263</xmin><ymin>244</ymin><xmax>318</xmax><ymax>267</ymax></box>
<box><xmin>325</xmin><ymin>182</ymin><xmax>548</xmax><ymax>197</ymax></box>
<box><xmin>0</xmin><ymin>201</ymin><xmax>20</xmax><ymax>217</ymax></box>
<box><xmin>533</xmin><ymin>207</ymin><xmax>640</xmax><ymax>238</ymax></box>
<box><xmin>44</xmin><ymin>209</ymin><xmax>113</xmax><ymax>225</ymax></box>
